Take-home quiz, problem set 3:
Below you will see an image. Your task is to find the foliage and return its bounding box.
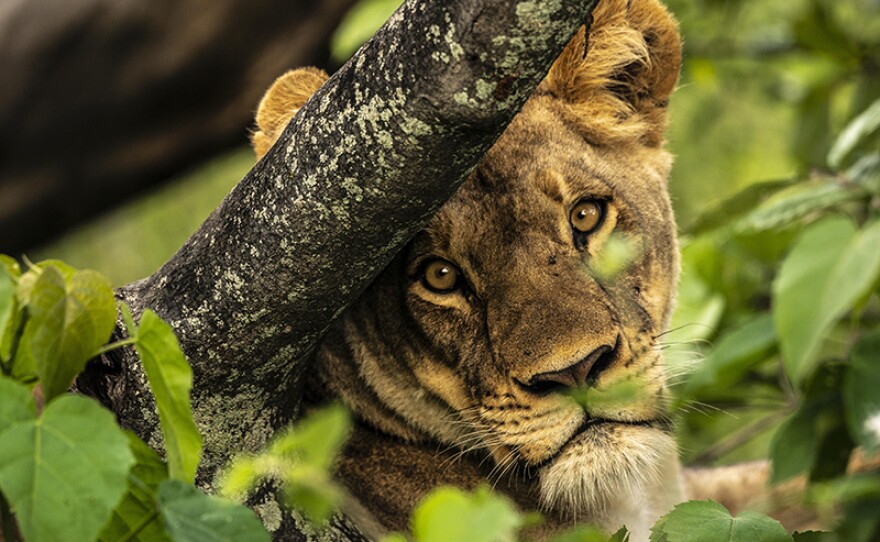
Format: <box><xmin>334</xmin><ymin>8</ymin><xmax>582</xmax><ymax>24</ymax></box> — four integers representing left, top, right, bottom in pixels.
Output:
<box><xmin>0</xmin><ymin>260</ymin><xmax>268</xmax><ymax>542</ymax></box>
<box><xmin>650</xmin><ymin>501</ymin><xmax>792</xmax><ymax>542</ymax></box>
<box><xmin>10</xmin><ymin>0</ymin><xmax>880</xmax><ymax>540</ymax></box>
<box><xmin>220</xmin><ymin>404</ymin><xmax>353</xmax><ymax>525</ymax></box>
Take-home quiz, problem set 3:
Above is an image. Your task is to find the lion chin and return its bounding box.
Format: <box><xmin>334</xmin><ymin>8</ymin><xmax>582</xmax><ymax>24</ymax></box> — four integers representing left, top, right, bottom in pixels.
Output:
<box><xmin>537</xmin><ymin>423</ymin><xmax>681</xmax><ymax>540</ymax></box>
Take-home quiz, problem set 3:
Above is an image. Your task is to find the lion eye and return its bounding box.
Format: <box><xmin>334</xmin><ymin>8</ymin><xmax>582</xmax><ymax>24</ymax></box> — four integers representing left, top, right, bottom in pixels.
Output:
<box><xmin>422</xmin><ymin>259</ymin><xmax>460</xmax><ymax>292</ymax></box>
<box><xmin>570</xmin><ymin>199</ymin><xmax>604</xmax><ymax>234</ymax></box>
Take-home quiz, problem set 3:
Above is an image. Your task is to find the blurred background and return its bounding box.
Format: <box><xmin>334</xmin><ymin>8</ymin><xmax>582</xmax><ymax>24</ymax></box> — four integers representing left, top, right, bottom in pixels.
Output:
<box><xmin>3</xmin><ymin>0</ymin><xmax>879</xmax><ymax>468</ymax></box>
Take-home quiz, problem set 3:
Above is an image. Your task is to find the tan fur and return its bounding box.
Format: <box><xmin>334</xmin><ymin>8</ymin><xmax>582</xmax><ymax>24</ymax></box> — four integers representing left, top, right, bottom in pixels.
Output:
<box><xmin>249</xmin><ymin>2</ymin><xmax>765</xmax><ymax>540</ymax></box>
<box><xmin>251</xmin><ymin>66</ymin><xmax>329</xmax><ymax>158</ymax></box>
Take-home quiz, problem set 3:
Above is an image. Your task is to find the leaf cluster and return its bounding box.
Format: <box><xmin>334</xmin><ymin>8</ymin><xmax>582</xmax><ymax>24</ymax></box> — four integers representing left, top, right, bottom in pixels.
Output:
<box><xmin>0</xmin><ymin>260</ymin><xmax>268</xmax><ymax>542</ymax></box>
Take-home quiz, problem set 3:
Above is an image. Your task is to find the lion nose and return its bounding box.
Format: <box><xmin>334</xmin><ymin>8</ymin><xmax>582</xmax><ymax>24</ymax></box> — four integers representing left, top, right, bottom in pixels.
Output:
<box><xmin>518</xmin><ymin>342</ymin><xmax>616</xmax><ymax>396</ymax></box>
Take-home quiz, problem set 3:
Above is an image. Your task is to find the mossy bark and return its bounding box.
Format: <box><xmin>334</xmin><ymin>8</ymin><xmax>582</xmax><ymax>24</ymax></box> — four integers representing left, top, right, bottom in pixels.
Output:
<box><xmin>78</xmin><ymin>0</ymin><xmax>599</xmax><ymax>539</ymax></box>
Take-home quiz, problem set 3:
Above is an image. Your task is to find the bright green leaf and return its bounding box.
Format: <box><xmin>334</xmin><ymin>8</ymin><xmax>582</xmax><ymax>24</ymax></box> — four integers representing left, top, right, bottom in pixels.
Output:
<box><xmin>99</xmin><ymin>433</ymin><xmax>171</xmax><ymax>542</ymax></box>
<box><xmin>828</xmin><ymin>97</ymin><xmax>880</xmax><ymax>169</ymax></box>
<box><xmin>650</xmin><ymin>500</ymin><xmax>792</xmax><ymax>542</ymax></box>
<box><xmin>24</xmin><ymin>266</ymin><xmax>117</xmax><ymax>401</ymax></box>
<box><xmin>845</xmin><ymin>331</ymin><xmax>880</xmax><ymax>454</ymax></box>
<box><xmin>0</xmin><ymin>394</ymin><xmax>134</xmax><ymax>542</ymax></box>
<box><xmin>157</xmin><ymin>480</ymin><xmax>270</xmax><ymax>542</ymax></box>
<box><xmin>773</xmin><ymin>217</ymin><xmax>880</xmax><ymax>383</ymax></box>
<box><xmin>0</xmin><ymin>266</ymin><xmax>19</xmax><ymax>364</ymax></box>
<box><xmin>412</xmin><ymin>486</ymin><xmax>523</xmax><ymax>542</ymax></box>
<box><xmin>133</xmin><ymin>310</ymin><xmax>202</xmax><ymax>483</ymax></box>
<box><xmin>270</xmin><ymin>403</ymin><xmax>351</xmax><ymax>471</ymax></box>
<box><xmin>220</xmin><ymin>405</ymin><xmax>352</xmax><ymax>525</ymax></box>
<box><xmin>591</xmin><ymin>233</ymin><xmax>641</xmax><ymax>281</ymax></box>
<box><xmin>0</xmin><ymin>256</ymin><xmax>20</xmax><ymax>278</ymax></box>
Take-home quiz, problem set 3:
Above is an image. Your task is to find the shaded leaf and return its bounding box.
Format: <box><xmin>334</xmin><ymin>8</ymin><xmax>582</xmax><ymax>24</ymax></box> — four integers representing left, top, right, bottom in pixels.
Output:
<box><xmin>769</xmin><ymin>406</ymin><xmax>820</xmax><ymax>484</ymax></box>
<box><xmin>99</xmin><ymin>433</ymin><xmax>171</xmax><ymax>542</ymax></box>
<box><xmin>685</xmin><ymin>178</ymin><xmax>796</xmax><ymax>236</ymax></box>
<box><xmin>157</xmin><ymin>480</ymin><xmax>270</xmax><ymax>542</ymax></box>
<box><xmin>412</xmin><ymin>486</ymin><xmax>523</xmax><ymax>542</ymax></box>
<box><xmin>736</xmin><ymin>179</ymin><xmax>862</xmax><ymax>235</ymax></box>
<box><xmin>24</xmin><ymin>266</ymin><xmax>116</xmax><ymax>401</ymax></box>
<box><xmin>770</xmin><ymin>365</ymin><xmax>846</xmax><ymax>483</ymax></box>
<box><xmin>845</xmin><ymin>331</ymin><xmax>880</xmax><ymax>454</ymax></box>
<box><xmin>829</xmin><ymin>98</ymin><xmax>880</xmax><ymax>169</ymax></box>
<box><xmin>133</xmin><ymin>310</ymin><xmax>202</xmax><ymax>483</ymax></box>
<box><xmin>0</xmin><ymin>394</ymin><xmax>134</xmax><ymax>542</ymax></box>
<box><xmin>650</xmin><ymin>500</ymin><xmax>792</xmax><ymax>542</ymax></box>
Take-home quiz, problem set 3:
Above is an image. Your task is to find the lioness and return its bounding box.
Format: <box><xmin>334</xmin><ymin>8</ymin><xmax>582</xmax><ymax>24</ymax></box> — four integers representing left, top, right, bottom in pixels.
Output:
<box><xmin>251</xmin><ymin>0</ymin><xmax>784</xmax><ymax>539</ymax></box>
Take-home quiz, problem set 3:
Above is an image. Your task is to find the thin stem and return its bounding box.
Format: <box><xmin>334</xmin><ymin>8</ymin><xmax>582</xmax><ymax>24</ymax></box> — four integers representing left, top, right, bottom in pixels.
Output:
<box><xmin>691</xmin><ymin>410</ymin><xmax>790</xmax><ymax>465</ymax></box>
<box><xmin>94</xmin><ymin>337</ymin><xmax>137</xmax><ymax>357</ymax></box>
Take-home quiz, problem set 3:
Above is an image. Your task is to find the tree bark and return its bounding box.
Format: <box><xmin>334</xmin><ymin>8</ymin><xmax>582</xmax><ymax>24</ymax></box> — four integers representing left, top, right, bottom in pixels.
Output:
<box><xmin>0</xmin><ymin>0</ymin><xmax>356</xmax><ymax>254</ymax></box>
<box><xmin>76</xmin><ymin>0</ymin><xmax>600</xmax><ymax>539</ymax></box>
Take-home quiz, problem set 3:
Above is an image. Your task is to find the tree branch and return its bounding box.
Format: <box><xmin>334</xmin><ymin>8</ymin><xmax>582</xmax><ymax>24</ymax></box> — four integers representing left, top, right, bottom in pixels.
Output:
<box><xmin>78</xmin><ymin>0</ymin><xmax>600</xmax><ymax>539</ymax></box>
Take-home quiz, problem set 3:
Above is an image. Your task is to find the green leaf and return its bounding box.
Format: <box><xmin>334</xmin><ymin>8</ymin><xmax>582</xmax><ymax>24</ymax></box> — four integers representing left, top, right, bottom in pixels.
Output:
<box><xmin>24</xmin><ymin>266</ymin><xmax>117</xmax><ymax>401</ymax></box>
<box><xmin>412</xmin><ymin>486</ymin><xmax>524</xmax><ymax>542</ymax></box>
<box><xmin>157</xmin><ymin>480</ymin><xmax>270</xmax><ymax>542</ymax></box>
<box><xmin>0</xmin><ymin>265</ymin><xmax>19</xmax><ymax>364</ymax></box>
<box><xmin>99</xmin><ymin>433</ymin><xmax>171</xmax><ymax>542</ymax></box>
<box><xmin>769</xmin><ymin>407</ymin><xmax>820</xmax><ymax>484</ymax></box>
<box><xmin>736</xmin><ymin>179</ymin><xmax>863</xmax><ymax>235</ymax></box>
<box><xmin>0</xmin><ymin>377</ymin><xmax>34</xmax><ymax>432</ymax></box>
<box><xmin>220</xmin><ymin>404</ymin><xmax>352</xmax><ymax>525</ymax></box>
<box><xmin>828</xmin><ymin>98</ymin><xmax>880</xmax><ymax>169</ymax></box>
<box><xmin>0</xmin><ymin>394</ymin><xmax>134</xmax><ymax>542</ymax></box>
<box><xmin>685</xmin><ymin>178</ymin><xmax>795</xmax><ymax>235</ymax></box>
<box><xmin>773</xmin><ymin>217</ymin><xmax>880</xmax><ymax>383</ymax></box>
<box><xmin>770</xmin><ymin>364</ymin><xmax>846</xmax><ymax>484</ymax></box>
<box><xmin>650</xmin><ymin>500</ymin><xmax>792</xmax><ymax>542</ymax></box>
<box><xmin>684</xmin><ymin>314</ymin><xmax>777</xmax><ymax>394</ymax></box>
<box><xmin>845</xmin><ymin>331</ymin><xmax>880</xmax><ymax>454</ymax></box>
<box><xmin>132</xmin><ymin>310</ymin><xmax>202</xmax><ymax>483</ymax></box>
<box><xmin>847</xmin><ymin>153</ymin><xmax>880</xmax><ymax>196</ymax></box>
<box><xmin>271</xmin><ymin>403</ymin><xmax>351</xmax><ymax>471</ymax></box>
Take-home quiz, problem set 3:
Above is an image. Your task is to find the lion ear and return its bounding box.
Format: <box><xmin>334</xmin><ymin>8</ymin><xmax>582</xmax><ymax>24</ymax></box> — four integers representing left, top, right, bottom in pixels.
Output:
<box><xmin>539</xmin><ymin>0</ymin><xmax>682</xmax><ymax>147</ymax></box>
<box><xmin>251</xmin><ymin>67</ymin><xmax>329</xmax><ymax>159</ymax></box>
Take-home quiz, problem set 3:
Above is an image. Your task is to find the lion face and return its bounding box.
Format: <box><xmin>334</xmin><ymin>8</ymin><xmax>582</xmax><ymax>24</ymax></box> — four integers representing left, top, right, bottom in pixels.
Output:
<box><xmin>252</xmin><ymin>0</ymin><xmax>683</xmax><ymax>530</ymax></box>
<box><xmin>397</xmin><ymin>93</ymin><xmax>680</xmax><ymax>518</ymax></box>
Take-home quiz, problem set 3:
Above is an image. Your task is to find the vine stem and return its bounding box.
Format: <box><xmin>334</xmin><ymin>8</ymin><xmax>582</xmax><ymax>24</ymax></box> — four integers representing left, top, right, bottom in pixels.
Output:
<box><xmin>94</xmin><ymin>337</ymin><xmax>137</xmax><ymax>357</ymax></box>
